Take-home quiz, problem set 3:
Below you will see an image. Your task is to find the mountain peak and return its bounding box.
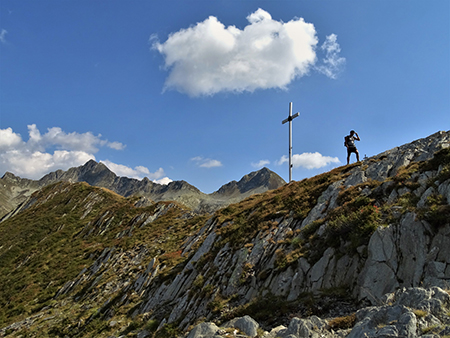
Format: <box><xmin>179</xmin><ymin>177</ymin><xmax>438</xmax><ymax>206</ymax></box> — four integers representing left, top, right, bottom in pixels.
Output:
<box><xmin>1</xmin><ymin>171</ymin><xmax>18</xmax><ymax>181</ymax></box>
<box><xmin>213</xmin><ymin>167</ymin><xmax>286</xmax><ymax>198</ymax></box>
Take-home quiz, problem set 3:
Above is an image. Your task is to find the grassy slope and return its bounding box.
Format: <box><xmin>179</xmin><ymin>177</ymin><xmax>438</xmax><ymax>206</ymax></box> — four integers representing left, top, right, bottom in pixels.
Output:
<box><xmin>0</xmin><ymin>181</ymin><xmax>207</xmax><ymax>331</ymax></box>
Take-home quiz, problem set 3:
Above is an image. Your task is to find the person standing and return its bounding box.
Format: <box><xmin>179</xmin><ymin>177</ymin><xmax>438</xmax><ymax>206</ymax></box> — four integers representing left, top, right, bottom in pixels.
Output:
<box><xmin>345</xmin><ymin>130</ymin><xmax>360</xmax><ymax>165</ymax></box>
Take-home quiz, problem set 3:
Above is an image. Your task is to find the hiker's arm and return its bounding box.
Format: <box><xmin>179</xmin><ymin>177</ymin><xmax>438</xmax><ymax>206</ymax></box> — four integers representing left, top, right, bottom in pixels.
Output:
<box><xmin>355</xmin><ymin>133</ymin><xmax>360</xmax><ymax>141</ymax></box>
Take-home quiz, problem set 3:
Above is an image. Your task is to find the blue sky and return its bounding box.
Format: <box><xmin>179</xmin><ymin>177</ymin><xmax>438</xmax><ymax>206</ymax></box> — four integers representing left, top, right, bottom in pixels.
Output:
<box><xmin>1</xmin><ymin>1</ymin><xmax>449</xmax><ymax>193</ymax></box>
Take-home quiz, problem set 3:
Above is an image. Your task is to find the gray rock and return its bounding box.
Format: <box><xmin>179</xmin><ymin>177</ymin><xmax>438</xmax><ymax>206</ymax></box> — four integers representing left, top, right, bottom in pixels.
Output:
<box><xmin>136</xmin><ymin>330</ymin><xmax>149</xmax><ymax>338</ymax></box>
<box><xmin>334</xmin><ymin>254</ymin><xmax>359</xmax><ymax>287</ymax></box>
<box><xmin>395</xmin><ymin>286</ymin><xmax>450</xmax><ymax>321</ymax></box>
<box><xmin>357</xmin><ymin>261</ymin><xmax>398</xmax><ymax>304</ymax></box>
<box><xmin>438</xmin><ymin>179</ymin><xmax>450</xmax><ymax>203</ymax></box>
<box><xmin>278</xmin><ymin>316</ymin><xmax>327</xmax><ymax>338</ymax></box>
<box><xmin>186</xmin><ymin>231</ymin><xmax>217</xmax><ymax>271</ymax></box>
<box><xmin>429</xmin><ymin>224</ymin><xmax>450</xmax><ymax>263</ymax></box>
<box><xmin>397</xmin><ymin>213</ymin><xmax>427</xmax><ymax>287</ymax></box>
<box><xmin>223</xmin><ymin>315</ymin><xmax>259</xmax><ymax>338</ymax></box>
<box><xmin>300</xmin><ymin>181</ymin><xmax>343</xmax><ymax>228</ymax></box>
<box><xmin>347</xmin><ymin>305</ymin><xmax>417</xmax><ymax>338</ymax></box>
<box><xmin>387</xmin><ymin>188</ymin><xmax>399</xmax><ymax>205</ymax></box>
<box><xmin>287</xmin><ymin>270</ymin><xmax>305</xmax><ymax>302</ymax></box>
<box><xmin>265</xmin><ymin>325</ymin><xmax>286</xmax><ymax>338</ymax></box>
<box><xmin>365</xmin><ymin>160</ymin><xmax>392</xmax><ymax>182</ymax></box>
<box><xmin>368</xmin><ymin>225</ymin><xmax>397</xmax><ymax>270</ymax></box>
<box><xmin>345</xmin><ymin>167</ymin><xmax>368</xmax><ymax>187</ymax></box>
<box><xmin>308</xmin><ymin>247</ymin><xmax>335</xmax><ymax>292</ymax></box>
<box><xmin>186</xmin><ymin>322</ymin><xmax>220</xmax><ymax>338</ymax></box>
<box><xmin>417</xmin><ymin>187</ymin><xmax>435</xmax><ymax>208</ymax></box>
<box><xmin>425</xmin><ymin>261</ymin><xmax>446</xmax><ymax>278</ymax></box>
<box><xmin>270</xmin><ymin>266</ymin><xmax>294</xmax><ymax>297</ymax></box>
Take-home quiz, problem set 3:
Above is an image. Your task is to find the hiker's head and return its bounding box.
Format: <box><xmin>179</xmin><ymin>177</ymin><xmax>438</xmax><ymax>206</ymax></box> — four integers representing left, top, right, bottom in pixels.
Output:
<box><xmin>350</xmin><ymin>130</ymin><xmax>355</xmax><ymax>136</ymax></box>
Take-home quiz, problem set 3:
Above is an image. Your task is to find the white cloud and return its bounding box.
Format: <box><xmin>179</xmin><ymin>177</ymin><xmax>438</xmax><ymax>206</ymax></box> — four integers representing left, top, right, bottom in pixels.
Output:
<box><xmin>0</xmin><ymin>127</ymin><xmax>23</xmax><ymax>149</ymax></box>
<box><xmin>107</xmin><ymin>141</ymin><xmax>126</xmax><ymax>150</ymax></box>
<box><xmin>200</xmin><ymin>159</ymin><xmax>222</xmax><ymax>168</ymax></box>
<box><xmin>154</xmin><ymin>177</ymin><xmax>173</xmax><ymax>185</ymax></box>
<box><xmin>0</xmin><ymin>125</ymin><xmax>167</xmax><ymax>183</ymax></box>
<box><xmin>23</xmin><ymin>124</ymin><xmax>125</xmax><ymax>153</ymax></box>
<box><xmin>251</xmin><ymin>159</ymin><xmax>270</xmax><ymax>168</ymax></box>
<box><xmin>191</xmin><ymin>156</ymin><xmax>223</xmax><ymax>168</ymax></box>
<box><xmin>277</xmin><ymin>152</ymin><xmax>340</xmax><ymax>169</ymax></box>
<box><xmin>152</xmin><ymin>8</ymin><xmax>332</xmax><ymax>97</ymax></box>
<box><xmin>315</xmin><ymin>34</ymin><xmax>346</xmax><ymax>79</ymax></box>
<box><xmin>101</xmin><ymin>160</ymin><xmax>171</xmax><ymax>184</ymax></box>
<box><xmin>0</xmin><ymin>29</ymin><xmax>7</xmax><ymax>44</ymax></box>
<box><xmin>2</xmin><ymin>148</ymin><xmax>95</xmax><ymax>179</ymax></box>
<box><xmin>101</xmin><ymin>160</ymin><xmax>148</xmax><ymax>179</ymax></box>
<box><xmin>0</xmin><ymin>126</ymin><xmax>100</xmax><ymax>178</ymax></box>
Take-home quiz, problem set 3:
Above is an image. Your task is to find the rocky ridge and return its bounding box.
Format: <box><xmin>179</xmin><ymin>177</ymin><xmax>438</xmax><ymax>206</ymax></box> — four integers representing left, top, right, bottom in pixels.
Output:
<box><xmin>0</xmin><ymin>130</ymin><xmax>449</xmax><ymax>338</ymax></box>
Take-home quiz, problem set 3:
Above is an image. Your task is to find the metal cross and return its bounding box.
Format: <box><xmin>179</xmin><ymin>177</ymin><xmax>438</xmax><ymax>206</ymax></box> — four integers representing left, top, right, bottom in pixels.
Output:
<box><xmin>282</xmin><ymin>102</ymin><xmax>300</xmax><ymax>183</ymax></box>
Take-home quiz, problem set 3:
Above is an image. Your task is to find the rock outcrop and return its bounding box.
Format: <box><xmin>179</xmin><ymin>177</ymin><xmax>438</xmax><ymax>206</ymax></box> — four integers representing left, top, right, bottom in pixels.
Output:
<box><xmin>182</xmin><ymin>287</ymin><xmax>450</xmax><ymax>338</ymax></box>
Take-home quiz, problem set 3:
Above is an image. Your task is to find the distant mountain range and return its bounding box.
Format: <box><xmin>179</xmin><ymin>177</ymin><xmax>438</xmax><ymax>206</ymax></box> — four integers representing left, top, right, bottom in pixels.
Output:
<box><xmin>0</xmin><ymin>160</ymin><xmax>286</xmax><ymax>218</ymax></box>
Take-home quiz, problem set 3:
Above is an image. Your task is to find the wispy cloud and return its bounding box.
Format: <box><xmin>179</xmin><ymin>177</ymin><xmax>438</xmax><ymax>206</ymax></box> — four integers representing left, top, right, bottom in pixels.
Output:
<box><xmin>277</xmin><ymin>152</ymin><xmax>340</xmax><ymax>169</ymax></box>
<box><xmin>315</xmin><ymin>34</ymin><xmax>346</xmax><ymax>79</ymax></box>
<box><xmin>0</xmin><ymin>125</ymin><xmax>168</xmax><ymax>183</ymax></box>
<box><xmin>0</xmin><ymin>29</ymin><xmax>8</xmax><ymax>44</ymax></box>
<box><xmin>191</xmin><ymin>156</ymin><xmax>223</xmax><ymax>168</ymax></box>
<box><xmin>251</xmin><ymin>159</ymin><xmax>270</xmax><ymax>168</ymax></box>
<box><xmin>152</xmin><ymin>8</ymin><xmax>344</xmax><ymax>97</ymax></box>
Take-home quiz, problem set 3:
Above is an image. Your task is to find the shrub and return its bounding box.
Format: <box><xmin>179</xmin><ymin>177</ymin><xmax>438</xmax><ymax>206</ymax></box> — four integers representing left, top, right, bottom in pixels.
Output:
<box><xmin>274</xmin><ymin>249</ymin><xmax>288</xmax><ymax>269</ymax></box>
<box><xmin>155</xmin><ymin>323</ymin><xmax>181</xmax><ymax>338</ymax></box>
<box><xmin>291</xmin><ymin>237</ymin><xmax>301</xmax><ymax>248</ymax></box>
<box><xmin>328</xmin><ymin>313</ymin><xmax>356</xmax><ymax>330</ymax></box>
<box><xmin>421</xmin><ymin>194</ymin><xmax>450</xmax><ymax>229</ymax></box>
<box><xmin>413</xmin><ymin>309</ymin><xmax>428</xmax><ymax>318</ymax></box>
<box><xmin>326</xmin><ymin>203</ymin><xmax>381</xmax><ymax>252</ymax></box>
<box><xmin>192</xmin><ymin>274</ymin><xmax>205</xmax><ymax>290</ymax></box>
<box><xmin>145</xmin><ymin>319</ymin><xmax>159</xmax><ymax>332</ymax></box>
<box><xmin>301</xmin><ymin>219</ymin><xmax>324</xmax><ymax>240</ymax></box>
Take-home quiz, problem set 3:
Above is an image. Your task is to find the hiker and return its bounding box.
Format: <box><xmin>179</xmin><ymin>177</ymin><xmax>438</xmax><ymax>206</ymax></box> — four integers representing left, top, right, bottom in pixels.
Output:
<box><xmin>344</xmin><ymin>130</ymin><xmax>360</xmax><ymax>165</ymax></box>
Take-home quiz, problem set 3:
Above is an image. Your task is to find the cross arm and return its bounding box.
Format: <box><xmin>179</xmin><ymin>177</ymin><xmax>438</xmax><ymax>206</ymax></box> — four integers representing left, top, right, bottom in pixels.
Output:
<box><xmin>282</xmin><ymin>112</ymin><xmax>300</xmax><ymax>124</ymax></box>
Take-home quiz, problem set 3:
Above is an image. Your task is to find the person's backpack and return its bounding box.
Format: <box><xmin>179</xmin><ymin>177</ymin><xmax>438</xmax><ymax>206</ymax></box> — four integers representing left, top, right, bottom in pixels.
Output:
<box><xmin>344</xmin><ymin>135</ymin><xmax>349</xmax><ymax>147</ymax></box>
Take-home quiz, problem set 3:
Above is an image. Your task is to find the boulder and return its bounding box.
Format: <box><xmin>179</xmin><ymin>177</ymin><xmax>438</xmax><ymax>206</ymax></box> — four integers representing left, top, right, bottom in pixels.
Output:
<box><xmin>186</xmin><ymin>322</ymin><xmax>220</xmax><ymax>338</ymax></box>
<box><xmin>347</xmin><ymin>305</ymin><xmax>417</xmax><ymax>338</ymax></box>
<box><xmin>277</xmin><ymin>316</ymin><xmax>328</xmax><ymax>338</ymax></box>
<box><xmin>223</xmin><ymin>315</ymin><xmax>259</xmax><ymax>337</ymax></box>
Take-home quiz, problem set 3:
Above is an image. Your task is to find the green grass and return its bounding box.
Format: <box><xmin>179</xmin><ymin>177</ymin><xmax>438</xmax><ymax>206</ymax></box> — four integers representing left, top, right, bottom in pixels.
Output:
<box><xmin>0</xmin><ymin>181</ymin><xmax>205</xmax><ymax>331</ymax></box>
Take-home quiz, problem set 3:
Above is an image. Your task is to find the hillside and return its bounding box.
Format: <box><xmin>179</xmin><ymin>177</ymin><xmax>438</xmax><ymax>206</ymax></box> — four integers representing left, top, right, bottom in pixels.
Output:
<box><xmin>0</xmin><ymin>163</ymin><xmax>285</xmax><ymax>219</ymax></box>
<box><xmin>0</xmin><ymin>130</ymin><xmax>449</xmax><ymax>338</ymax></box>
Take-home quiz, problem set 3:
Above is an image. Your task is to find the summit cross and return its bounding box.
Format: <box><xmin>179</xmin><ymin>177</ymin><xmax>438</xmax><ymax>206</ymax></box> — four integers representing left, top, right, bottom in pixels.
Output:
<box><xmin>281</xmin><ymin>102</ymin><xmax>300</xmax><ymax>183</ymax></box>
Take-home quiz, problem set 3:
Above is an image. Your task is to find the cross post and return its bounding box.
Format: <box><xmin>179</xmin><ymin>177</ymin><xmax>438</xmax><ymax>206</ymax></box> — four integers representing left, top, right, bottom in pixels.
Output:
<box><xmin>282</xmin><ymin>102</ymin><xmax>300</xmax><ymax>183</ymax></box>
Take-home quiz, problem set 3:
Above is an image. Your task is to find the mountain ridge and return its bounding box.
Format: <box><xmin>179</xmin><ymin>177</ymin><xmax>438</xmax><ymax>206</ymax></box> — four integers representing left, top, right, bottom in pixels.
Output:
<box><xmin>0</xmin><ymin>161</ymin><xmax>286</xmax><ymax>218</ymax></box>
